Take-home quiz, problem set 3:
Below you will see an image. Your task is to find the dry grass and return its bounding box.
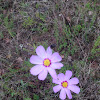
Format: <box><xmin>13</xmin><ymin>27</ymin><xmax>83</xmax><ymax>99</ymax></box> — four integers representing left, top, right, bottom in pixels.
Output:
<box><xmin>0</xmin><ymin>0</ymin><xmax>100</xmax><ymax>100</ymax></box>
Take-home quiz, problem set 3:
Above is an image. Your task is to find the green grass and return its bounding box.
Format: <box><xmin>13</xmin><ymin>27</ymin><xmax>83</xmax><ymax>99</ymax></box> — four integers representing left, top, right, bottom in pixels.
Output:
<box><xmin>91</xmin><ymin>36</ymin><xmax>100</xmax><ymax>54</ymax></box>
<box><xmin>0</xmin><ymin>0</ymin><xmax>100</xmax><ymax>100</ymax></box>
<box><xmin>3</xmin><ymin>16</ymin><xmax>16</xmax><ymax>37</ymax></box>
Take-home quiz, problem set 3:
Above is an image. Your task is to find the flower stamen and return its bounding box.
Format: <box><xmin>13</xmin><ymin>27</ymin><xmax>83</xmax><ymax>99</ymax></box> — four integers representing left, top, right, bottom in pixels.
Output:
<box><xmin>43</xmin><ymin>59</ymin><xmax>51</xmax><ymax>67</ymax></box>
<box><xmin>61</xmin><ymin>81</ymin><xmax>68</xmax><ymax>88</ymax></box>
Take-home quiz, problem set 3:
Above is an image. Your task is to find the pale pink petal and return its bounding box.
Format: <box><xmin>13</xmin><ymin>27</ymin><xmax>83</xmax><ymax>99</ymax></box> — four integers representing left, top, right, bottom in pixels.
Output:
<box><xmin>36</xmin><ymin>45</ymin><xmax>47</xmax><ymax>59</ymax></box>
<box><xmin>51</xmin><ymin>63</ymin><xmax>63</xmax><ymax>69</ymax></box>
<box><xmin>30</xmin><ymin>65</ymin><xmax>44</xmax><ymax>76</ymax></box>
<box><xmin>38</xmin><ymin>69</ymin><xmax>48</xmax><ymax>80</ymax></box>
<box><xmin>58</xmin><ymin>73</ymin><xmax>65</xmax><ymax>82</ymax></box>
<box><xmin>65</xmin><ymin>70</ymin><xmax>72</xmax><ymax>80</ymax></box>
<box><xmin>50</xmin><ymin>52</ymin><xmax>62</xmax><ymax>62</ymax></box>
<box><xmin>53</xmin><ymin>85</ymin><xmax>62</xmax><ymax>93</ymax></box>
<box><xmin>30</xmin><ymin>55</ymin><xmax>43</xmax><ymax>64</ymax></box>
<box><xmin>68</xmin><ymin>77</ymin><xmax>79</xmax><ymax>85</ymax></box>
<box><xmin>65</xmin><ymin>88</ymin><xmax>72</xmax><ymax>99</ymax></box>
<box><xmin>59</xmin><ymin>88</ymin><xmax>66</xmax><ymax>100</ymax></box>
<box><xmin>52</xmin><ymin>79</ymin><xmax>60</xmax><ymax>84</ymax></box>
<box><xmin>48</xmin><ymin>67</ymin><xmax>57</xmax><ymax>79</ymax></box>
<box><xmin>46</xmin><ymin>46</ymin><xmax>52</xmax><ymax>57</ymax></box>
<box><xmin>68</xmin><ymin>85</ymin><xmax>80</xmax><ymax>94</ymax></box>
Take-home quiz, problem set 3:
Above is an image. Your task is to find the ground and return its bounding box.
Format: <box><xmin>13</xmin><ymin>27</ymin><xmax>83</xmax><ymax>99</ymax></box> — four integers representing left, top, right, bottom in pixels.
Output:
<box><xmin>0</xmin><ymin>0</ymin><xmax>100</xmax><ymax>100</ymax></box>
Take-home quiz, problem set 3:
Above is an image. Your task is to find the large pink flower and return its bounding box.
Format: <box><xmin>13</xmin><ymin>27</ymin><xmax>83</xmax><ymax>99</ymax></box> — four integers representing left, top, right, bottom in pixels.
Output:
<box><xmin>53</xmin><ymin>70</ymin><xmax>80</xmax><ymax>100</ymax></box>
<box><xmin>30</xmin><ymin>45</ymin><xmax>63</xmax><ymax>80</ymax></box>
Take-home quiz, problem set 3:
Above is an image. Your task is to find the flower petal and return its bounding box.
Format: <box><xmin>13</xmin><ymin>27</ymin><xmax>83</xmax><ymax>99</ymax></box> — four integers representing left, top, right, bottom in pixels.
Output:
<box><xmin>46</xmin><ymin>46</ymin><xmax>52</xmax><ymax>58</ymax></box>
<box><xmin>36</xmin><ymin>45</ymin><xmax>46</xmax><ymax>59</ymax></box>
<box><xmin>65</xmin><ymin>70</ymin><xmax>72</xmax><ymax>80</ymax></box>
<box><xmin>30</xmin><ymin>55</ymin><xmax>43</xmax><ymax>64</ymax></box>
<box><xmin>38</xmin><ymin>69</ymin><xmax>48</xmax><ymax>80</ymax></box>
<box><xmin>53</xmin><ymin>85</ymin><xmax>62</xmax><ymax>93</ymax></box>
<box><xmin>68</xmin><ymin>85</ymin><xmax>80</xmax><ymax>94</ymax></box>
<box><xmin>51</xmin><ymin>63</ymin><xmax>63</xmax><ymax>69</ymax></box>
<box><xmin>58</xmin><ymin>73</ymin><xmax>65</xmax><ymax>82</ymax></box>
<box><xmin>52</xmin><ymin>79</ymin><xmax>60</xmax><ymax>84</ymax></box>
<box><xmin>48</xmin><ymin>67</ymin><xmax>57</xmax><ymax>79</ymax></box>
<box><xmin>30</xmin><ymin>65</ymin><xmax>44</xmax><ymax>76</ymax></box>
<box><xmin>50</xmin><ymin>52</ymin><xmax>62</xmax><ymax>62</ymax></box>
<box><xmin>68</xmin><ymin>77</ymin><xmax>79</xmax><ymax>85</ymax></box>
<box><xmin>65</xmin><ymin>88</ymin><xmax>72</xmax><ymax>99</ymax></box>
<box><xmin>59</xmin><ymin>88</ymin><xmax>66</xmax><ymax>100</ymax></box>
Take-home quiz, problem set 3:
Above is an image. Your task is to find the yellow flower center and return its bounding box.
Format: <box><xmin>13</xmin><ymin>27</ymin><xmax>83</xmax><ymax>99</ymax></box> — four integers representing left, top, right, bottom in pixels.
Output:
<box><xmin>62</xmin><ymin>81</ymin><xmax>68</xmax><ymax>88</ymax></box>
<box><xmin>43</xmin><ymin>59</ymin><xmax>51</xmax><ymax>67</ymax></box>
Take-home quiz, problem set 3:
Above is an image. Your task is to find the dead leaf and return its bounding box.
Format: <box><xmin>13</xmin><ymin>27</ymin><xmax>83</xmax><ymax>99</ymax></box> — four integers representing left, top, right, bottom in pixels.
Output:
<box><xmin>59</xmin><ymin>13</ymin><xmax>62</xmax><ymax>16</ymax></box>
<box><xmin>61</xmin><ymin>55</ymin><xmax>64</xmax><ymax>59</ymax></box>
<box><xmin>4</xmin><ymin>38</ymin><xmax>10</xmax><ymax>43</ymax></box>
<box><xmin>68</xmin><ymin>56</ymin><xmax>72</xmax><ymax>62</ymax></box>
<box><xmin>65</xmin><ymin>16</ymin><xmax>71</xmax><ymax>26</ymax></box>
<box><xmin>7</xmin><ymin>54</ymin><xmax>11</xmax><ymax>59</ymax></box>
<box><xmin>88</xmin><ymin>11</ymin><xmax>93</xmax><ymax>15</ymax></box>
<box><xmin>66</xmin><ymin>16</ymin><xmax>71</xmax><ymax>23</ymax></box>
<box><xmin>17</xmin><ymin>57</ymin><xmax>23</xmax><ymax>62</ymax></box>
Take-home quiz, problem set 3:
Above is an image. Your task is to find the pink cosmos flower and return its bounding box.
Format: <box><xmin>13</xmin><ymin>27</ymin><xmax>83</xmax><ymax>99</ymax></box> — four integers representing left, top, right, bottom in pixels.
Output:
<box><xmin>30</xmin><ymin>45</ymin><xmax>63</xmax><ymax>80</ymax></box>
<box><xmin>53</xmin><ymin>70</ymin><xmax>80</xmax><ymax>100</ymax></box>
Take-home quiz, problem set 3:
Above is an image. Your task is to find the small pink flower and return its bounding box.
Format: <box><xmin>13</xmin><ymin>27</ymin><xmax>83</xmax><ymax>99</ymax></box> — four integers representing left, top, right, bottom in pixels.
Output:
<box><xmin>30</xmin><ymin>45</ymin><xmax>63</xmax><ymax>80</ymax></box>
<box><xmin>53</xmin><ymin>70</ymin><xmax>80</xmax><ymax>100</ymax></box>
